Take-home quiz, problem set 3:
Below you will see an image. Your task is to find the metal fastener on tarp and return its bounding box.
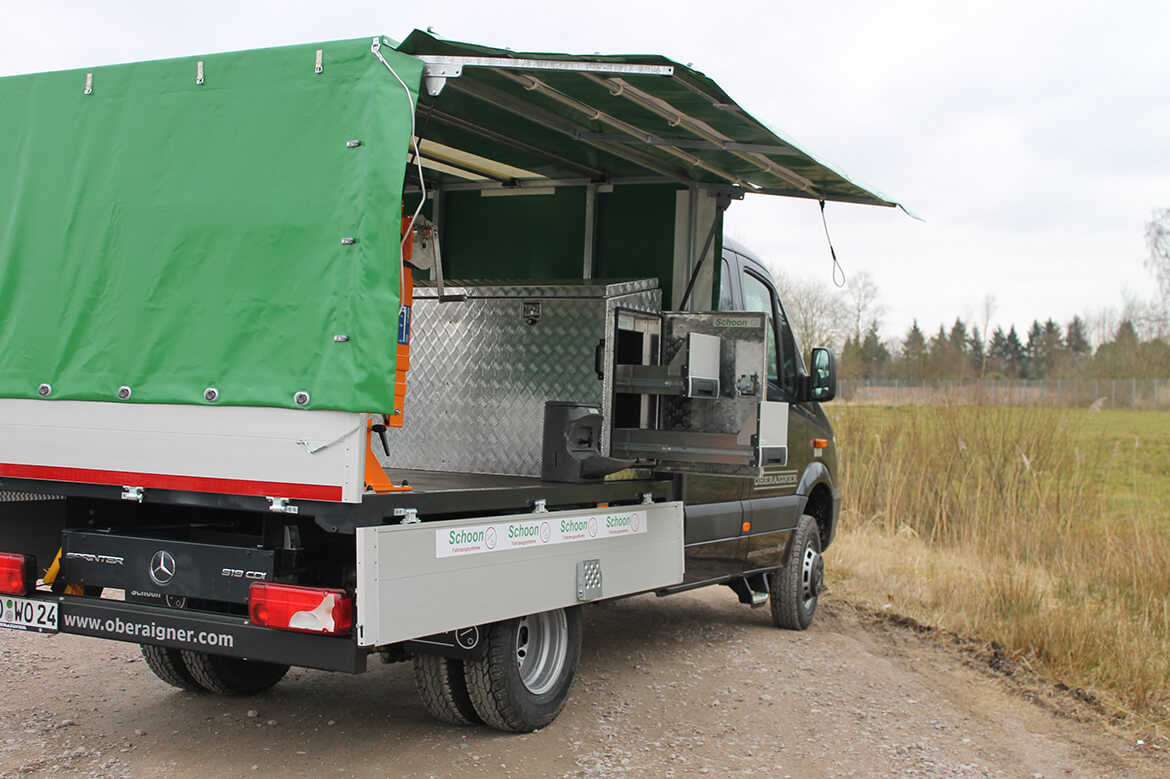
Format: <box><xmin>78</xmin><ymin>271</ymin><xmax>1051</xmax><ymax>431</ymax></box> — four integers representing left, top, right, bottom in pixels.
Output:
<box><xmin>340</xmin><ymin>237</ymin><xmax>356</xmax><ymax>245</ymax></box>
<box><xmin>333</xmin><ymin>335</ymin><xmax>349</xmax><ymax>342</ymax></box>
<box><xmin>117</xmin><ymin>386</ymin><xmax>132</xmax><ymax>400</ymax></box>
<box><xmin>294</xmin><ymin>391</ymin><xmax>310</xmax><ymax>407</ymax></box>
<box><xmin>196</xmin><ymin>61</ymin><xmax>204</xmax><ymax>86</ymax></box>
<box><xmin>346</xmin><ymin>140</ymin><xmax>362</xmax><ymax>148</ymax></box>
<box><xmin>83</xmin><ymin>73</ymin><xmax>93</xmax><ymax>95</ymax></box>
<box><xmin>315</xmin><ymin>49</ymin><xmax>324</xmax><ymax>74</ymax></box>
<box><xmin>203</xmin><ymin>387</ymin><xmax>219</xmax><ymax>402</ymax></box>
<box><xmin>37</xmin><ymin>383</ymin><xmax>52</xmax><ymax>397</ymax></box>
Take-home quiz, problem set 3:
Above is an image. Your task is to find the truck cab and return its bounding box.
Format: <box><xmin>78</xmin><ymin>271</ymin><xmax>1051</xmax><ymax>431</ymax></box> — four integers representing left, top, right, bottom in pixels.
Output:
<box><xmin>672</xmin><ymin>239</ymin><xmax>840</xmax><ymax>630</ymax></box>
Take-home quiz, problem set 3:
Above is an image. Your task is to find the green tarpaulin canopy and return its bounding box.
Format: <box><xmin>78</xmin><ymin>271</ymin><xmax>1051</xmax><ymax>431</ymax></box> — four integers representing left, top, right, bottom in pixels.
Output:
<box><xmin>395</xmin><ymin>30</ymin><xmax>899</xmax><ymax>207</ymax></box>
<box><xmin>0</xmin><ymin>32</ymin><xmax>897</xmax><ymax>414</ymax></box>
<box><xmin>0</xmin><ymin>37</ymin><xmax>422</xmax><ymax>412</ymax></box>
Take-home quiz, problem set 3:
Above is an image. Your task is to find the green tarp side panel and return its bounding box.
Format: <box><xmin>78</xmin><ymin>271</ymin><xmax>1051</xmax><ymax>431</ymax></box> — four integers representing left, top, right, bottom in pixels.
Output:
<box><xmin>441</xmin><ymin>188</ymin><xmax>586</xmax><ymax>279</ymax></box>
<box><xmin>396</xmin><ymin>30</ymin><xmax>900</xmax><ymax>210</ymax></box>
<box><xmin>595</xmin><ymin>184</ymin><xmax>681</xmax><ymax>308</ymax></box>
<box><xmin>0</xmin><ymin>37</ymin><xmax>423</xmax><ymax>412</ymax></box>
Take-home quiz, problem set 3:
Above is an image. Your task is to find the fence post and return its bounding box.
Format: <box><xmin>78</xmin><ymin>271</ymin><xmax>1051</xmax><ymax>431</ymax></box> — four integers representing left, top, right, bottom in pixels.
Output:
<box><xmin>1132</xmin><ymin>378</ymin><xmax>1137</xmax><ymax>410</ymax></box>
<box><xmin>1156</xmin><ymin>378</ymin><xmax>1160</xmax><ymax>410</ymax></box>
<box><xmin>1111</xmin><ymin>379</ymin><xmax>1116</xmax><ymax>410</ymax></box>
<box><xmin>894</xmin><ymin>379</ymin><xmax>899</xmax><ymax>405</ymax></box>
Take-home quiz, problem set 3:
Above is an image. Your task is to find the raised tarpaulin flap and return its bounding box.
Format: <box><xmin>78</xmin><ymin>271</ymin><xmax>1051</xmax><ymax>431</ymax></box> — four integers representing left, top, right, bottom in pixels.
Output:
<box><xmin>0</xmin><ymin>37</ymin><xmax>423</xmax><ymax>412</ymax></box>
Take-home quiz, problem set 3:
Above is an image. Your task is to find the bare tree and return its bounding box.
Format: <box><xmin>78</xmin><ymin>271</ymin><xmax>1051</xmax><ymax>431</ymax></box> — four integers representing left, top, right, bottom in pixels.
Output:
<box><xmin>1146</xmin><ymin>208</ymin><xmax>1170</xmax><ymax>304</ymax></box>
<box><xmin>844</xmin><ymin>270</ymin><xmax>882</xmax><ymax>342</ymax></box>
<box><xmin>979</xmin><ymin>293</ymin><xmax>996</xmax><ymax>377</ymax></box>
<box><xmin>771</xmin><ymin>269</ymin><xmax>851</xmax><ymax>352</ymax></box>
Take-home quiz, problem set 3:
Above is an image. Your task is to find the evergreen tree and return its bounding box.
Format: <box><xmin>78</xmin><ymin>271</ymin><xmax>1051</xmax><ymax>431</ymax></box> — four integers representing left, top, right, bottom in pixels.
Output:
<box><xmin>1065</xmin><ymin>316</ymin><xmax>1091</xmax><ymax>358</ymax></box>
<box><xmin>901</xmin><ymin>320</ymin><xmax>927</xmax><ymax>380</ymax></box>
<box><xmin>1004</xmin><ymin>326</ymin><xmax>1026</xmax><ymax>377</ymax></box>
<box><xmin>859</xmin><ymin>322</ymin><xmax>890</xmax><ymax>380</ymax></box>
<box><xmin>1025</xmin><ymin>320</ymin><xmax>1044</xmax><ymax>378</ymax></box>
<box><xmin>988</xmin><ymin>326</ymin><xmax>1010</xmax><ymax>378</ymax></box>
<box><xmin>968</xmin><ymin>326</ymin><xmax>986</xmax><ymax>375</ymax></box>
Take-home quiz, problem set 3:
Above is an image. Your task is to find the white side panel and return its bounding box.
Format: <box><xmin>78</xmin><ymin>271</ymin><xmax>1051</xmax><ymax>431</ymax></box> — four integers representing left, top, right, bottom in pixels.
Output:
<box><xmin>354</xmin><ymin>501</ymin><xmax>685</xmax><ymax>646</ymax></box>
<box><xmin>758</xmin><ymin>400</ymin><xmax>790</xmax><ymax>468</ymax></box>
<box><xmin>0</xmin><ymin>399</ymin><xmax>366</xmax><ymax>503</ymax></box>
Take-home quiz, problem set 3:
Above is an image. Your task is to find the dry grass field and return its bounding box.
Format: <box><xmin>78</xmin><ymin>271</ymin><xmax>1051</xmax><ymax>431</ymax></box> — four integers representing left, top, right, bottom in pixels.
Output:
<box><xmin>827</xmin><ymin>405</ymin><xmax>1170</xmax><ymax>741</ymax></box>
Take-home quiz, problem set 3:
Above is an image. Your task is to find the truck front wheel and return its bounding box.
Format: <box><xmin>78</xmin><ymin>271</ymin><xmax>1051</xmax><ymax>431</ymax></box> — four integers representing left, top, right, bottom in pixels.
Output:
<box><xmin>769</xmin><ymin>514</ymin><xmax>824</xmax><ymax>630</ymax></box>
<box><xmin>464</xmin><ymin>607</ymin><xmax>582</xmax><ymax>732</ymax></box>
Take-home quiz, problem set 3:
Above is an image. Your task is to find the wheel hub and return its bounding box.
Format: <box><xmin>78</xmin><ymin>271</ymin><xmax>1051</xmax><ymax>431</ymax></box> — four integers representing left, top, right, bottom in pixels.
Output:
<box><xmin>801</xmin><ymin>545</ymin><xmax>823</xmax><ymax>608</ymax></box>
<box><xmin>515</xmin><ymin>610</ymin><xmax>568</xmax><ymax>695</ymax></box>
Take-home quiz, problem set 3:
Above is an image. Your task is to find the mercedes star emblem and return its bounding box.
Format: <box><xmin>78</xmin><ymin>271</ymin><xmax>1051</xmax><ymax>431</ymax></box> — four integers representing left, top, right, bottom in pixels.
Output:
<box><xmin>149</xmin><ymin>550</ymin><xmax>176</xmax><ymax>586</ymax></box>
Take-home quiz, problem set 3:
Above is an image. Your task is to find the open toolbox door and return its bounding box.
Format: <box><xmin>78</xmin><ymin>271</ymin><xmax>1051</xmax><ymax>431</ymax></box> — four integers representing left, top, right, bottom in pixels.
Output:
<box><xmin>607</xmin><ymin>310</ymin><xmax>787</xmax><ymax>477</ymax></box>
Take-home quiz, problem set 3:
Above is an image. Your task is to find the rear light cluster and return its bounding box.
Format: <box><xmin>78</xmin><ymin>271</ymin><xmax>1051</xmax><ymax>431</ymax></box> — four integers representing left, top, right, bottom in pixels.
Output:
<box><xmin>0</xmin><ymin>553</ymin><xmax>36</xmax><ymax>596</ymax></box>
<box><xmin>248</xmin><ymin>582</ymin><xmax>353</xmax><ymax>635</ymax></box>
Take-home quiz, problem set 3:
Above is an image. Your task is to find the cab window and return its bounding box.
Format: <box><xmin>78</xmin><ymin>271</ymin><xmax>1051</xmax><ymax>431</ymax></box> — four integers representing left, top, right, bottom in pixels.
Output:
<box><xmin>740</xmin><ymin>270</ymin><xmax>781</xmax><ymax>399</ymax></box>
<box><xmin>717</xmin><ymin>258</ymin><xmax>734</xmax><ymax>312</ymax></box>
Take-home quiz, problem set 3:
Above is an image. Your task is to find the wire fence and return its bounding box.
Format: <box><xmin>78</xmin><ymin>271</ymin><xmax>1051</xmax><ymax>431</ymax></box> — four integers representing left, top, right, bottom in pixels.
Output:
<box><xmin>837</xmin><ymin>378</ymin><xmax>1170</xmax><ymax>410</ymax></box>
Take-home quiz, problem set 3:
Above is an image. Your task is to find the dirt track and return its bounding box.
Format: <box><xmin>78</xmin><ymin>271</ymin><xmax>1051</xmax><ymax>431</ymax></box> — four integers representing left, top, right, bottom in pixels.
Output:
<box><xmin>1</xmin><ymin>587</ymin><xmax>1164</xmax><ymax>778</ymax></box>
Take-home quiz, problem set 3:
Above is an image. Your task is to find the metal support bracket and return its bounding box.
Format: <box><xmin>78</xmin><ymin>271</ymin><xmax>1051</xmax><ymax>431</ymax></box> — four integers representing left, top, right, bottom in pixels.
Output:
<box><xmin>394</xmin><ymin>507</ymin><xmax>420</xmax><ymax>524</ymax></box>
<box><xmin>267</xmin><ymin>497</ymin><xmax>300</xmax><ymax>514</ymax></box>
<box><xmin>417</xmin><ymin>55</ymin><xmax>673</xmax><ymax>98</ymax></box>
<box><xmin>532</xmin><ymin>498</ymin><xmax>548</xmax><ymax>514</ymax></box>
<box><xmin>121</xmin><ymin>486</ymin><xmax>144</xmax><ymax>503</ymax></box>
<box><xmin>315</xmin><ymin>49</ymin><xmax>324</xmax><ymax>75</ymax></box>
<box><xmin>83</xmin><ymin>73</ymin><xmax>93</xmax><ymax>95</ymax></box>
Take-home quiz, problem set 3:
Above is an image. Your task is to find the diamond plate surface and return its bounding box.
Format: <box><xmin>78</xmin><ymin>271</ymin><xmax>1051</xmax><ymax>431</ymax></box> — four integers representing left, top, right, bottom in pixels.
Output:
<box><xmin>383</xmin><ymin>280</ymin><xmax>660</xmax><ymax>477</ymax></box>
<box><xmin>0</xmin><ymin>491</ymin><xmax>60</xmax><ymax>502</ymax></box>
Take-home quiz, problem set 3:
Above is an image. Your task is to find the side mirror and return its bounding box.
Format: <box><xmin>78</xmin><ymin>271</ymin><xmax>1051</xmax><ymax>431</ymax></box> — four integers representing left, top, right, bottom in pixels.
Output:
<box><xmin>809</xmin><ymin>347</ymin><xmax>837</xmax><ymax>402</ymax></box>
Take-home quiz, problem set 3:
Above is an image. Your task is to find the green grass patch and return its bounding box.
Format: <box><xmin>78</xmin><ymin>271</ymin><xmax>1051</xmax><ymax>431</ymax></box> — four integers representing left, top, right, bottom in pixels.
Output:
<box><xmin>825</xmin><ymin>404</ymin><xmax>1170</xmax><ymax>739</ymax></box>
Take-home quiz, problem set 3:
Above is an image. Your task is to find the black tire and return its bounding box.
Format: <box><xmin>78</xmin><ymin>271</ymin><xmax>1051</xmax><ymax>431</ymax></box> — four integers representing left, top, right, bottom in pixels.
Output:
<box><xmin>464</xmin><ymin>607</ymin><xmax>582</xmax><ymax>732</ymax></box>
<box><xmin>769</xmin><ymin>514</ymin><xmax>824</xmax><ymax>631</ymax></box>
<box><xmin>139</xmin><ymin>644</ymin><xmax>205</xmax><ymax>692</ymax></box>
<box><xmin>412</xmin><ymin>654</ymin><xmax>482</xmax><ymax>726</ymax></box>
<box><xmin>179</xmin><ymin>650</ymin><xmax>289</xmax><ymax>696</ymax></box>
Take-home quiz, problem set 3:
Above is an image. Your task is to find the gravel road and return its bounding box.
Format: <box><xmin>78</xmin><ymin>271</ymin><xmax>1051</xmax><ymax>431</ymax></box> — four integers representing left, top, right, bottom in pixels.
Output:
<box><xmin>1</xmin><ymin>587</ymin><xmax>1163</xmax><ymax>778</ymax></box>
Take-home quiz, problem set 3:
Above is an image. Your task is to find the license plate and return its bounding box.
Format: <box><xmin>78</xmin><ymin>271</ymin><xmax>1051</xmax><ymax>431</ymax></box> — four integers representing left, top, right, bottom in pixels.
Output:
<box><xmin>0</xmin><ymin>596</ymin><xmax>58</xmax><ymax>633</ymax></box>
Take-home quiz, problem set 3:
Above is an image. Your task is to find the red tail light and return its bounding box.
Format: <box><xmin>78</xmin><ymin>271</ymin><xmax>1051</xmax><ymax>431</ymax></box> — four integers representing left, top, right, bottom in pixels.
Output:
<box><xmin>248</xmin><ymin>582</ymin><xmax>353</xmax><ymax>635</ymax></box>
<box><xmin>0</xmin><ymin>553</ymin><xmax>36</xmax><ymax>596</ymax></box>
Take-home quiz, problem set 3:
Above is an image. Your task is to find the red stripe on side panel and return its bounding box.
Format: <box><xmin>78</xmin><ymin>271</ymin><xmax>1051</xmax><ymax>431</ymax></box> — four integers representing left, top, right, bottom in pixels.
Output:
<box><xmin>0</xmin><ymin>463</ymin><xmax>343</xmax><ymax>502</ymax></box>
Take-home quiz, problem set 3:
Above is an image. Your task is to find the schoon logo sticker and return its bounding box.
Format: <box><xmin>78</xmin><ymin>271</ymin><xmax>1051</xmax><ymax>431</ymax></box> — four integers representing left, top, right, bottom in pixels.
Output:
<box><xmin>436</xmin><ymin>510</ymin><xmax>647</xmax><ymax>557</ymax></box>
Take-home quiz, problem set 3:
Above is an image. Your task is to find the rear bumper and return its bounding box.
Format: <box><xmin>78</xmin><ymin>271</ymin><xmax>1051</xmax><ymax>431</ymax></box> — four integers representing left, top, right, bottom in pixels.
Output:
<box><xmin>29</xmin><ymin>593</ymin><xmax>366</xmax><ymax>673</ymax></box>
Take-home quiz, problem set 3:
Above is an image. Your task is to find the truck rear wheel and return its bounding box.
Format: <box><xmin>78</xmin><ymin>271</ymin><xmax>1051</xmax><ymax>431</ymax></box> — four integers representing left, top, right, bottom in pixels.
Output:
<box><xmin>464</xmin><ymin>607</ymin><xmax>581</xmax><ymax>732</ymax></box>
<box><xmin>413</xmin><ymin>654</ymin><xmax>482</xmax><ymax>726</ymax></box>
<box><xmin>179</xmin><ymin>650</ymin><xmax>289</xmax><ymax>695</ymax></box>
<box><xmin>139</xmin><ymin>644</ymin><xmax>204</xmax><ymax>692</ymax></box>
<box><xmin>769</xmin><ymin>514</ymin><xmax>823</xmax><ymax>631</ymax></box>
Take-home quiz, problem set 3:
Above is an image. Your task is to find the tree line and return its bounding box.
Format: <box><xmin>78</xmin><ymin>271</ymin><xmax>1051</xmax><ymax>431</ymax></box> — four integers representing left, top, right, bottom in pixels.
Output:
<box><xmin>774</xmin><ymin>209</ymin><xmax>1170</xmax><ymax>382</ymax></box>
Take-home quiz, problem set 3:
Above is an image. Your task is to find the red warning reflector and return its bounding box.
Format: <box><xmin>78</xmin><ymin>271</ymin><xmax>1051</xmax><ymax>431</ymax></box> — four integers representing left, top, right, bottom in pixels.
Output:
<box><xmin>0</xmin><ymin>553</ymin><xmax>36</xmax><ymax>596</ymax></box>
<box><xmin>249</xmin><ymin>582</ymin><xmax>353</xmax><ymax>635</ymax></box>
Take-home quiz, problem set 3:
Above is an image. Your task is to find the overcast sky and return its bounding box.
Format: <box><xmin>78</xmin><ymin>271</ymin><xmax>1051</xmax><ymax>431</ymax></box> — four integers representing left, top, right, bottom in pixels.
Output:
<box><xmin>3</xmin><ymin>1</ymin><xmax>1166</xmax><ymax>344</ymax></box>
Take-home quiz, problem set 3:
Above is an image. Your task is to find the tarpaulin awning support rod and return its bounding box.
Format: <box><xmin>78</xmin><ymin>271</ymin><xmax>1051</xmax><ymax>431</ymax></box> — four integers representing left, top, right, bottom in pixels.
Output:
<box><xmin>443</xmin><ymin>78</ymin><xmax>695</xmax><ymax>186</ymax></box>
<box><xmin>580</xmin><ymin>73</ymin><xmax>820</xmax><ymax>197</ymax></box>
<box><xmin>417</xmin><ymin>55</ymin><xmax>674</xmax><ymax>97</ymax></box>
<box><xmin>425</xmin><ymin>108</ymin><xmax>608</xmax><ymax>180</ymax></box>
<box><xmin>569</xmin><ymin>132</ymin><xmax>802</xmax><ymax>157</ymax></box>
<box><xmin>492</xmin><ymin>70</ymin><xmax>751</xmax><ymax>189</ymax></box>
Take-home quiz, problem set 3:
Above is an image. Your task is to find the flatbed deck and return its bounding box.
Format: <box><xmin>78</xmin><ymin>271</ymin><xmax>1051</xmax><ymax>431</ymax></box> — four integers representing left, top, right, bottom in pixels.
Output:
<box><xmin>0</xmin><ymin>471</ymin><xmax>674</xmax><ymax>534</ymax></box>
